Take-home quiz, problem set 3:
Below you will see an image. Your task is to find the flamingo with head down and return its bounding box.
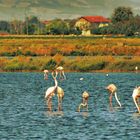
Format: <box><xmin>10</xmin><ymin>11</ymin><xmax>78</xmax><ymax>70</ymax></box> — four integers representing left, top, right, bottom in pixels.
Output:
<box><xmin>78</xmin><ymin>91</ymin><xmax>89</xmax><ymax>112</ymax></box>
<box><xmin>56</xmin><ymin>66</ymin><xmax>66</xmax><ymax>80</ymax></box>
<box><xmin>106</xmin><ymin>84</ymin><xmax>122</xmax><ymax>107</ymax></box>
<box><xmin>44</xmin><ymin>69</ymin><xmax>49</xmax><ymax>80</ymax></box>
<box><xmin>132</xmin><ymin>86</ymin><xmax>140</xmax><ymax>113</ymax></box>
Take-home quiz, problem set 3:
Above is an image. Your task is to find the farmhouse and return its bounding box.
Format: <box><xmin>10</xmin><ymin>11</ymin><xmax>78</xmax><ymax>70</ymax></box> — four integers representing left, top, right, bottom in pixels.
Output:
<box><xmin>75</xmin><ymin>16</ymin><xmax>111</xmax><ymax>36</ymax></box>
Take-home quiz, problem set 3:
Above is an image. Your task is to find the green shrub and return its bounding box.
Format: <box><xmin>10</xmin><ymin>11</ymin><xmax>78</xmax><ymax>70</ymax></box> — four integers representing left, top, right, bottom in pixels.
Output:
<box><xmin>24</xmin><ymin>51</ymin><xmax>37</xmax><ymax>56</ymax></box>
<box><xmin>4</xmin><ymin>63</ymin><xmax>22</xmax><ymax>71</ymax></box>
<box><xmin>43</xmin><ymin>59</ymin><xmax>57</xmax><ymax>70</ymax></box>
<box><xmin>107</xmin><ymin>60</ymin><xmax>140</xmax><ymax>71</ymax></box>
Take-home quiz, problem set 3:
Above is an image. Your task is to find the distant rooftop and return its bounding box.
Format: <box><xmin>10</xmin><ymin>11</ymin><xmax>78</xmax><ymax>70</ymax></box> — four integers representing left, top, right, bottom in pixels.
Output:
<box><xmin>81</xmin><ymin>16</ymin><xmax>111</xmax><ymax>23</ymax></box>
<box><xmin>42</xmin><ymin>20</ymin><xmax>50</xmax><ymax>24</ymax></box>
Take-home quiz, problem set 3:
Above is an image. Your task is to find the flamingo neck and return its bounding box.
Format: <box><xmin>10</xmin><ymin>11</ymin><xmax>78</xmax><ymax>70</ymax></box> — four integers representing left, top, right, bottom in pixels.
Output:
<box><xmin>114</xmin><ymin>92</ymin><xmax>122</xmax><ymax>107</ymax></box>
<box><xmin>133</xmin><ymin>97</ymin><xmax>140</xmax><ymax>113</ymax></box>
<box><xmin>54</xmin><ymin>78</ymin><xmax>58</xmax><ymax>88</ymax></box>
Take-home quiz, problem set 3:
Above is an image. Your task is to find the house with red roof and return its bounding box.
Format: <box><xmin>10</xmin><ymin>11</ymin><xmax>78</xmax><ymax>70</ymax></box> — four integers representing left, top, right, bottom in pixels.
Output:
<box><xmin>75</xmin><ymin>16</ymin><xmax>111</xmax><ymax>36</ymax></box>
<box><xmin>42</xmin><ymin>20</ymin><xmax>50</xmax><ymax>25</ymax></box>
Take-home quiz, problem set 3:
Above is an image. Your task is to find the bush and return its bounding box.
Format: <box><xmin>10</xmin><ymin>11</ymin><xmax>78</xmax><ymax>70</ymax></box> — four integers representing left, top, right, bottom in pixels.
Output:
<box><xmin>43</xmin><ymin>59</ymin><xmax>57</xmax><ymax>70</ymax></box>
<box><xmin>24</xmin><ymin>51</ymin><xmax>37</xmax><ymax>56</ymax></box>
<box><xmin>91</xmin><ymin>62</ymin><xmax>107</xmax><ymax>70</ymax></box>
<box><xmin>107</xmin><ymin>60</ymin><xmax>140</xmax><ymax>71</ymax></box>
<box><xmin>4</xmin><ymin>63</ymin><xmax>22</xmax><ymax>71</ymax></box>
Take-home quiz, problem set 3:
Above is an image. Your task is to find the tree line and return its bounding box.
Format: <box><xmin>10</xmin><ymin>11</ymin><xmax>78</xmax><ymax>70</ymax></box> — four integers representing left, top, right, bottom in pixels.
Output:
<box><xmin>94</xmin><ymin>7</ymin><xmax>140</xmax><ymax>36</ymax></box>
<box><xmin>0</xmin><ymin>6</ymin><xmax>140</xmax><ymax>36</ymax></box>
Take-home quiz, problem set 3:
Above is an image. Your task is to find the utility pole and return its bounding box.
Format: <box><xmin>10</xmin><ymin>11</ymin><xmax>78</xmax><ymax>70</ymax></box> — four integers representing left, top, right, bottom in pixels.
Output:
<box><xmin>24</xmin><ymin>8</ymin><xmax>29</xmax><ymax>35</ymax></box>
<box><xmin>38</xmin><ymin>15</ymin><xmax>41</xmax><ymax>35</ymax></box>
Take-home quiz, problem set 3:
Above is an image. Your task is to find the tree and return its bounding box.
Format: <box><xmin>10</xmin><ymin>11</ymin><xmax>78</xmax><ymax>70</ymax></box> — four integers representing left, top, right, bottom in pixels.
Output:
<box><xmin>112</xmin><ymin>6</ymin><xmax>133</xmax><ymax>23</ymax></box>
<box><xmin>76</xmin><ymin>21</ymin><xmax>91</xmax><ymax>32</ymax></box>
<box><xmin>64</xmin><ymin>19</ymin><xmax>81</xmax><ymax>35</ymax></box>
<box><xmin>46</xmin><ymin>19</ymin><xmax>70</xmax><ymax>35</ymax></box>
<box><xmin>0</xmin><ymin>21</ymin><xmax>10</xmax><ymax>33</ymax></box>
<box><xmin>24</xmin><ymin>16</ymin><xmax>44</xmax><ymax>35</ymax></box>
<box><xmin>10</xmin><ymin>20</ymin><xmax>24</xmax><ymax>34</ymax></box>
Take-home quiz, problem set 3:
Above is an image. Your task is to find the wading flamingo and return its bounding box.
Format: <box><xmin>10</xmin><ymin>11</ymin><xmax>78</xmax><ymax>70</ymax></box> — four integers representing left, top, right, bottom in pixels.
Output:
<box><xmin>56</xmin><ymin>66</ymin><xmax>66</xmax><ymax>80</ymax></box>
<box><xmin>45</xmin><ymin>71</ymin><xmax>64</xmax><ymax>111</ymax></box>
<box><xmin>44</xmin><ymin>69</ymin><xmax>49</xmax><ymax>80</ymax></box>
<box><xmin>132</xmin><ymin>86</ymin><xmax>140</xmax><ymax>113</ymax></box>
<box><xmin>57</xmin><ymin>85</ymin><xmax>64</xmax><ymax>111</ymax></box>
<box><xmin>106</xmin><ymin>84</ymin><xmax>122</xmax><ymax>107</ymax></box>
<box><xmin>45</xmin><ymin>71</ymin><xmax>58</xmax><ymax>111</ymax></box>
<box><xmin>78</xmin><ymin>91</ymin><xmax>89</xmax><ymax>112</ymax></box>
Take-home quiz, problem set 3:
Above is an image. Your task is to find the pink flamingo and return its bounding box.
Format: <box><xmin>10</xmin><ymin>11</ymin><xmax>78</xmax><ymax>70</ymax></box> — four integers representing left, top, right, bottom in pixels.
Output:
<box><xmin>45</xmin><ymin>71</ymin><xmax>64</xmax><ymax>111</ymax></box>
<box><xmin>45</xmin><ymin>71</ymin><xmax>58</xmax><ymax>111</ymax></box>
<box><xmin>56</xmin><ymin>66</ymin><xmax>66</xmax><ymax>80</ymax></box>
<box><xmin>132</xmin><ymin>86</ymin><xmax>140</xmax><ymax>113</ymax></box>
<box><xmin>78</xmin><ymin>91</ymin><xmax>89</xmax><ymax>112</ymax></box>
<box><xmin>44</xmin><ymin>69</ymin><xmax>49</xmax><ymax>80</ymax></box>
<box><xmin>106</xmin><ymin>84</ymin><xmax>122</xmax><ymax>107</ymax></box>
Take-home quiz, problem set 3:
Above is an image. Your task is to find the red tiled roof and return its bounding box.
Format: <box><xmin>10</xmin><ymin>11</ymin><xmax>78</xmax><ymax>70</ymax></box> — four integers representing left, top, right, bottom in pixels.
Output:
<box><xmin>42</xmin><ymin>20</ymin><xmax>50</xmax><ymax>24</ymax></box>
<box><xmin>81</xmin><ymin>16</ymin><xmax>111</xmax><ymax>23</ymax></box>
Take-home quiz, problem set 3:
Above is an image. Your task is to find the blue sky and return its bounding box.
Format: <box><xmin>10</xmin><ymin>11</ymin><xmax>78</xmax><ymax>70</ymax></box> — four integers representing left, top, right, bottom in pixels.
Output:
<box><xmin>0</xmin><ymin>0</ymin><xmax>140</xmax><ymax>20</ymax></box>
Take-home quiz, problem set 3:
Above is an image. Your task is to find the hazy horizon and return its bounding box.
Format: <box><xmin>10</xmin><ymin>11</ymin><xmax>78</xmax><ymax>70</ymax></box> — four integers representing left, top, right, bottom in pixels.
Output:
<box><xmin>0</xmin><ymin>0</ymin><xmax>140</xmax><ymax>21</ymax></box>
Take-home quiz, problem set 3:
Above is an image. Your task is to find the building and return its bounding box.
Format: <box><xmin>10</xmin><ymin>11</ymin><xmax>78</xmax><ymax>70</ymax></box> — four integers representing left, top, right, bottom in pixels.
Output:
<box><xmin>75</xmin><ymin>16</ymin><xmax>111</xmax><ymax>36</ymax></box>
<box><xmin>42</xmin><ymin>20</ymin><xmax>50</xmax><ymax>25</ymax></box>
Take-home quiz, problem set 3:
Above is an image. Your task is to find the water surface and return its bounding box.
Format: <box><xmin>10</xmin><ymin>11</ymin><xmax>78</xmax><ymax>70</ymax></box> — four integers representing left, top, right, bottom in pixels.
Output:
<box><xmin>0</xmin><ymin>72</ymin><xmax>140</xmax><ymax>140</ymax></box>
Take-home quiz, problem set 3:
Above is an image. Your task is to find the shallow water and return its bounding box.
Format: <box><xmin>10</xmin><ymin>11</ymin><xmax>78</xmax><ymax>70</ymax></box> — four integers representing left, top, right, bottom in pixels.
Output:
<box><xmin>0</xmin><ymin>72</ymin><xmax>140</xmax><ymax>140</ymax></box>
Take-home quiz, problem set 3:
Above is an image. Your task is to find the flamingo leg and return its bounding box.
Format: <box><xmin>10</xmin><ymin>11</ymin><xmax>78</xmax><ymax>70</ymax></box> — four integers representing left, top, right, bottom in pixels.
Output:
<box><xmin>137</xmin><ymin>98</ymin><xmax>140</xmax><ymax>106</ymax></box>
<box><xmin>109</xmin><ymin>93</ymin><xmax>113</xmax><ymax>108</ymax></box>
<box><xmin>59</xmin><ymin>72</ymin><xmax>63</xmax><ymax>80</ymax></box>
<box><xmin>44</xmin><ymin>73</ymin><xmax>48</xmax><ymax>80</ymax></box>
<box><xmin>62</xmin><ymin>71</ymin><xmax>66</xmax><ymax>80</ymax></box>
<box><xmin>47</xmin><ymin>96</ymin><xmax>52</xmax><ymax>111</ymax></box>
<box><xmin>58</xmin><ymin>97</ymin><xmax>60</xmax><ymax>111</ymax></box>
<box><xmin>86</xmin><ymin>104</ymin><xmax>88</xmax><ymax>111</ymax></box>
<box><xmin>59</xmin><ymin>71</ymin><xmax>66</xmax><ymax>80</ymax></box>
<box><xmin>58</xmin><ymin>97</ymin><xmax>62</xmax><ymax>111</ymax></box>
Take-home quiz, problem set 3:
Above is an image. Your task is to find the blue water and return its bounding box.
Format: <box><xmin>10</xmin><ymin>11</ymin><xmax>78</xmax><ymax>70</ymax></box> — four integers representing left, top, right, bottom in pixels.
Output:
<box><xmin>0</xmin><ymin>72</ymin><xmax>140</xmax><ymax>140</ymax></box>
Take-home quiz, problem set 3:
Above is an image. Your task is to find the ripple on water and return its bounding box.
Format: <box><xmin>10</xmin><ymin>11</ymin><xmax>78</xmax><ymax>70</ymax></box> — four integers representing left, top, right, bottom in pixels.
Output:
<box><xmin>0</xmin><ymin>72</ymin><xmax>140</xmax><ymax>140</ymax></box>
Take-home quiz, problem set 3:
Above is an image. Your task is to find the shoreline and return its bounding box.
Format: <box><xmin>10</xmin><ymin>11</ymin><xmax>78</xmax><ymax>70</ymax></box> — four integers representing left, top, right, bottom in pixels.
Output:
<box><xmin>0</xmin><ymin>69</ymin><xmax>139</xmax><ymax>73</ymax></box>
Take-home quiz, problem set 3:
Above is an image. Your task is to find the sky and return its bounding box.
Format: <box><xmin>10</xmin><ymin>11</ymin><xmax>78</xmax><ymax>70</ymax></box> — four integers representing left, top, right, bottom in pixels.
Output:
<box><xmin>0</xmin><ymin>0</ymin><xmax>140</xmax><ymax>21</ymax></box>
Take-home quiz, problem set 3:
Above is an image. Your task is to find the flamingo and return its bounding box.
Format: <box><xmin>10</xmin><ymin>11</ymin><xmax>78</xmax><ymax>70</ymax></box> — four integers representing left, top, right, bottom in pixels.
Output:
<box><xmin>45</xmin><ymin>71</ymin><xmax>64</xmax><ymax>111</ymax></box>
<box><xmin>44</xmin><ymin>69</ymin><xmax>49</xmax><ymax>80</ymax></box>
<box><xmin>45</xmin><ymin>71</ymin><xmax>58</xmax><ymax>111</ymax></box>
<box><xmin>56</xmin><ymin>66</ymin><xmax>66</xmax><ymax>80</ymax></box>
<box><xmin>78</xmin><ymin>91</ymin><xmax>89</xmax><ymax>112</ymax></box>
<box><xmin>106</xmin><ymin>84</ymin><xmax>122</xmax><ymax>107</ymax></box>
<box><xmin>132</xmin><ymin>86</ymin><xmax>140</xmax><ymax>113</ymax></box>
